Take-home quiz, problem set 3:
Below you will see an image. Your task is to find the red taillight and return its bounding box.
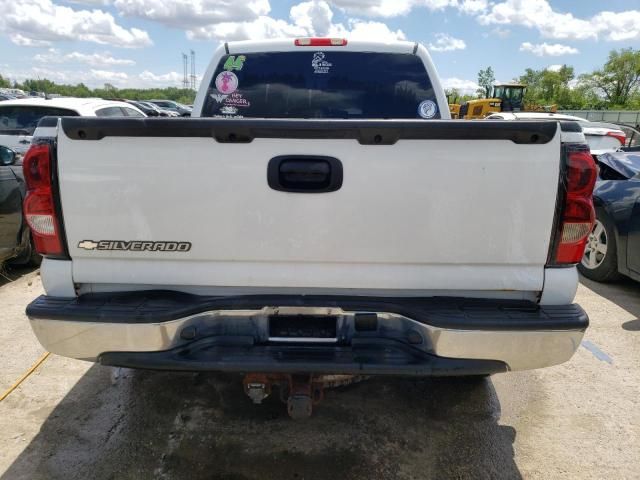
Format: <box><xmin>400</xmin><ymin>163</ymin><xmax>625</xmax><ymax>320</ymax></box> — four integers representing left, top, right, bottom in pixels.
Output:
<box><xmin>294</xmin><ymin>37</ymin><xmax>348</xmax><ymax>46</ymax></box>
<box><xmin>23</xmin><ymin>143</ymin><xmax>64</xmax><ymax>256</ymax></box>
<box><xmin>551</xmin><ymin>147</ymin><xmax>597</xmax><ymax>265</ymax></box>
<box><xmin>606</xmin><ymin>131</ymin><xmax>626</xmax><ymax>146</ymax></box>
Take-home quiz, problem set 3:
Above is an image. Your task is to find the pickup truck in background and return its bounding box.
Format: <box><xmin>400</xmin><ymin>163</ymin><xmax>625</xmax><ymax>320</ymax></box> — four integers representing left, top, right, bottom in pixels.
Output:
<box><xmin>23</xmin><ymin>38</ymin><xmax>596</xmax><ymax>418</ymax></box>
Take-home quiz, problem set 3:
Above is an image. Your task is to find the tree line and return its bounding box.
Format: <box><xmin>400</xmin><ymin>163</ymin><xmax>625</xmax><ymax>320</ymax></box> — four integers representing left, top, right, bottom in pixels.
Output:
<box><xmin>3</xmin><ymin>47</ymin><xmax>640</xmax><ymax>110</ymax></box>
<box><xmin>451</xmin><ymin>47</ymin><xmax>640</xmax><ymax>110</ymax></box>
<box><xmin>0</xmin><ymin>76</ymin><xmax>196</xmax><ymax>105</ymax></box>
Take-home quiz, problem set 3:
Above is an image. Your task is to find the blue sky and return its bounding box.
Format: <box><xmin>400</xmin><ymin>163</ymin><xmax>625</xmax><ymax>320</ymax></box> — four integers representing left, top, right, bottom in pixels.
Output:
<box><xmin>0</xmin><ymin>0</ymin><xmax>639</xmax><ymax>91</ymax></box>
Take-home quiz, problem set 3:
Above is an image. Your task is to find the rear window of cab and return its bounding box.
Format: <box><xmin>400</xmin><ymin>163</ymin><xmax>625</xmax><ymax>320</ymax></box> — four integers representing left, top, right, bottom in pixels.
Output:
<box><xmin>202</xmin><ymin>51</ymin><xmax>440</xmax><ymax>120</ymax></box>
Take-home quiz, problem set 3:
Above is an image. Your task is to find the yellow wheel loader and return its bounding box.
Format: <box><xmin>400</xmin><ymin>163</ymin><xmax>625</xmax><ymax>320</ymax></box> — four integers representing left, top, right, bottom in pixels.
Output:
<box><xmin>446</xmin><ymin>93</ymin><xmax>461</xmax><ymax>119</ymax></box>
<box><xmin>458</xmin><ymin>84</ymin><xmax>556</xmax><ymax>119</ymax></box>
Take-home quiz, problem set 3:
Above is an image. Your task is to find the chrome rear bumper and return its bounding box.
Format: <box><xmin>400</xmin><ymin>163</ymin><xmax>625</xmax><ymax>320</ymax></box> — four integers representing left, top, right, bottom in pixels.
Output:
<box><xmin>27</xmin><ymin>293</ymin><xmax>588</xmax><ymax>373</ymax></box>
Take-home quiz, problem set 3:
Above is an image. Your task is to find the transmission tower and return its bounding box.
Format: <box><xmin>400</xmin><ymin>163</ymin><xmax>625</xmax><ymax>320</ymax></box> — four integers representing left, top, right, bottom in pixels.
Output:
<box><xmin>190</xmin><ymin>50</ymin><xmax>196</xmax><ymax>90</ymax></box>
<box><xmin>182</xmin><ymin>53</ymin><xmax>189</xmax><ymax>89</ymax></box>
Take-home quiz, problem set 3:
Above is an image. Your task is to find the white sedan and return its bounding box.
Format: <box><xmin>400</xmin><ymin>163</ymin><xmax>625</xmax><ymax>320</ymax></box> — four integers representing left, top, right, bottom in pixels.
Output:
<box><xmin>0</xmin><ymin>97</ymin><xmax>146</xmax><ymax>155</ymax></box>
<box><xmin>485</xmin><ymin>112</ymin><xmax>626</xmax><ymax>154</ymax></box>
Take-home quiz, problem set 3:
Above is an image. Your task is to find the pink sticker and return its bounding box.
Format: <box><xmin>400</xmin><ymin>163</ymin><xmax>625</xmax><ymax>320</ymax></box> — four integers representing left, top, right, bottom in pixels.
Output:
<box><xmin>224</xmin><ymin>92</ymin><xmax>251</xmax><ymax>108</ymax></box>
<box><xmin>215</xmin><ymin>71</ymin><xmax>238</xmax><ymax>94</ymax></box>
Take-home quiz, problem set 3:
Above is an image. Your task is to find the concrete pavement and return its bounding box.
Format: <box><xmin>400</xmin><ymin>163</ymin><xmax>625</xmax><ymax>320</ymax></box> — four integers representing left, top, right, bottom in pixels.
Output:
<box><xmin>0</xmin><ymin>268</ymin><xmax>638</xmax><ymax>479</ymax></box>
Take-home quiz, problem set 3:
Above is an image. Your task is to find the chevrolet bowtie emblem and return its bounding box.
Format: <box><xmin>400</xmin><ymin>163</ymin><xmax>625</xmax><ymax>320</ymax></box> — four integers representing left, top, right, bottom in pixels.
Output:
<box><xmin>78</xmin><ymin>240</ymin><xmax>98</xmax><ymax>250</ymax></box>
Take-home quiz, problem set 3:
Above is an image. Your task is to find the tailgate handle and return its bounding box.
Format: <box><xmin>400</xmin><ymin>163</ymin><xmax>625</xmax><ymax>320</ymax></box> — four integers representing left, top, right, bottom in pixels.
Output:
<box><xmin>268</xmin><ymin>156</ymin><xmax>343</xmax><ymax>193</ymax></box>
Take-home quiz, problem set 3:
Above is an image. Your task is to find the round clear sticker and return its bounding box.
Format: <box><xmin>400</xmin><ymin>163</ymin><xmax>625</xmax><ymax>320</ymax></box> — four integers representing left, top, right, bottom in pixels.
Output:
<box><xmin>215</xmin><ymin>71</ymin><xmax>238</xmax><ymax>94</ymax></box>
<box><xmin>418</xmin><ymin>100</ymin><xmax>438</xmax><ymax>119</ymax></box>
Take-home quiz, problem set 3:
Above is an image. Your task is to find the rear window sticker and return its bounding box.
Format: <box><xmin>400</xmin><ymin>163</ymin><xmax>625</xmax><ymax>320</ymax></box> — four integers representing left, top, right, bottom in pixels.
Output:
<box><xmin>224</xmin><ymin>92</ymin><xmax>251</xmax><ymax>108</ymax></box>
<box><xmin>220</xmin><ymin>105</ymin><xmax>238</xmax><ymax>115</ymax></box>
<box><xmin>224</xmin><ymin>55</ymin><xmax>246</xmax><ymax>71</ymax></box>
<box><xmin>215</xmin><ymin>71</ymin><xmax>238</xmax><ymax>94</ymax></box>
<box><xmin>210</xmin><ymin>93</ymin><xmax>228</xmax><ymax>103</ymax></box>
<box><xmin>418</xmin><ymin>100</ymin><xmax>437</xmax><ymax>119</ymax></box>
<box><xmin>312</xmin><ymin>52</ymin><xmax>332</xmax><ymax>74</ymax></box>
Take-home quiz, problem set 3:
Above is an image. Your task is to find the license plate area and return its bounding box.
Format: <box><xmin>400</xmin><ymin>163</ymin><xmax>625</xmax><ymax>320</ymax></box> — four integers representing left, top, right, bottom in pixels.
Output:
<box><xmin>268</xmin><ymin>315</ymin><xmax>338</xmax><ymax>343</ymax></box>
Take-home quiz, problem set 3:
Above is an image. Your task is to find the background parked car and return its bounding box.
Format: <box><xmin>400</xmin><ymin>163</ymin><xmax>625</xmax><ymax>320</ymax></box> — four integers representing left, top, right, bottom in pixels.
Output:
<box><xmin>148</xmin><ymin>99</ymin><xmax>192</xmax><ymax>116</ymax></box>
<box><xmin>0</xmin><ymin>88</ymin><xmax>27</xmax><ymax>99</ymax></box>
<box><xmin>614</xmin><ymin>123</ymin><xmax>640</xmax><ymax>150</ymax></box>
<box><xmin>485</xmin><ymin>112</ymin><xmax>626</xmax><ymax>154</ymax></box>
<box><xmin>125</xmin><ymin>100</ymin><xmax>161</xmax><ymax>117</ymax></box>
<box><xmin>0</xmin><ymin>145</ymin><xmax>40</xmax><ymax>267</ymax></box>
<box><xmin>577</xmin><ymin>121</ymin><xmax>626</xmax><ymax>154</ymax></box>
<box><xmin>0</xmin><ymin>94</ymin><xmax>15</xmax><ymax>102</ymax></box>
<box><xmin>0</xmin><ymin>97</ymin><xmax>146</xmax><ymax>155</ymax></box>
<box><xmin>579</xmin><ymin>151</ymin><xmax>640</xmax><ymax>282</ymax></box>
<box><xmin>138</xmin><ymin>101</ymin><xmax>180</xmax><ymax>117</ymax></box>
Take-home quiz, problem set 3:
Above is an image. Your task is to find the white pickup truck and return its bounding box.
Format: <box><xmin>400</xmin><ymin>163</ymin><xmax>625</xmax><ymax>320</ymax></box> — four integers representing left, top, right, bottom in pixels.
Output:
<box><xmin>23</xmin><ymin>38</ymin><xmax>596</xmax><ymax>416</ymax></box>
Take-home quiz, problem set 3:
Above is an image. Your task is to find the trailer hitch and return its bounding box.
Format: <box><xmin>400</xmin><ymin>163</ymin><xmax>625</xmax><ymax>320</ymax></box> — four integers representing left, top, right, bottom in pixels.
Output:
<box><xmin>242</xmin><ymin>373</ymin><xmax>366</xmax><ymax>419</ymax></box>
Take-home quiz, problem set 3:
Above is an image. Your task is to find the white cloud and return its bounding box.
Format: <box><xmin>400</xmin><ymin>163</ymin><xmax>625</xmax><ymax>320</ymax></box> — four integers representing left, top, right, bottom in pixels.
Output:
<box><xmin>520</xmin><ymin>42</ymin><xmax>579</xmax><ymax>57</ymax></box>
<box><xmin>338</xmin><ymin>19</ymin><xmax>406</xmax><ymax>41</ymax></box>
<box><xmin>187</xmin><ymin>16</ymin><xmax>307</xmax><ymax>41</ymax></box>
<box><xmin>479</xmin><ymin>0</ymin><xmax>640</xmax><ymax>41</ymax></box>
<box><xmin>327</xmin><ymin>0</ymin><xmax>421</xmax><ymax>17</ymax></box>
<box><xmin>591</xmin><ymin>10</ymin><xmax>640</xmax><ymax>41</ymax></box>
<box><xmin>479</xmin><ymin>0</ymin><xmax>594</xmax><ymax>40</ymax></box>
<box><xmin>138</xmin><ymin>70</ymin><xmax>181</xmax><ymax>83</ymax></box>
<box><xmin>11</xmin><ymin>34</ymin><xmax>52</xmax><ymax>47</ymax></box>
<box><xmin>113</xmin><ymin>0</ymin><xmax>270</xmax><ymax>29</ymax></box>
<box><xmin>6</xmin><ymin>66</ymin><xmax>129</xmax><ymax>86</ymax></box>
<box><xmin>422</xmin><ymin>0</ymin><xmax>459</xmax><ymax>9</ymax></box>
<box><xmin>102</xmin><ymin>0</ymin><xmax>637</xmax><ymax>45</ymax></box>
<box><xmin>441</xmin><ymin>77</ymin><xmax>479</xmax><ymax>94</ymax></box>
<box><xmin>327</xmin><ymin>0</ymin><xmax>639</xmax><ymax>42</ymax></box>
<box><xmin>0</xmin><ymin>0</ymin><xmax>152</xmax><ymax>48</ymax></box>
<box><xmin>457</xmin><ymin>0</ymin><xmax>487</xmax><ymax>14</ymax></box>
<box><xmin>66</xmin><ymin>0</ymin><xmax>112</xmax><ymax>5</ymax></box>
<box><xmin>546</xmin><ymin>64</ymin><xmax>562</xmax><ymax>72</ymax></box>
<box><xmin>88</xmin><ymin>69</ymin><xmax>129</xmax><ymax>83</ymax></box>
<box><xmin>290</xmin><ymin>0</ymin><xmax>335</xmax><ymax>34</ymax></box>
<box><xmin>188</xmin><ymin>1</ymin><xmax>405</xmax><ymax>41</ymax></box>
<box><xmin>34</xmin><ymin>49</ymin><xmax>136</xmax><ymax>67</ymax></box>
<box><xmin>326</xmin><ymin>0</ymin><xmax>486</xmax><ymax>17</ymax></box>
<box><xmin>137</xmin><ymin>70</ymin><xmax>188</xmax><ymax>87</ymax></box>
<box><xmin>4</xmin><ymin>66</ymin><xmax>199</xmax><ymax>88</ymax></box>
<box><xmin>428</xmin><ymin>33</ymin><xmax>466</xmax><ymax>52</ymax></box>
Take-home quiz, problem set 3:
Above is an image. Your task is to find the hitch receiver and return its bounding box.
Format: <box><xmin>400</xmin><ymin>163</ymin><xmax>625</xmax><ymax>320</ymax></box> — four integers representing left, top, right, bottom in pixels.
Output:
<box><xmin>242</xmin><ymin>373</ymin><xmax>363</xmax><ymax>419</ymax></box>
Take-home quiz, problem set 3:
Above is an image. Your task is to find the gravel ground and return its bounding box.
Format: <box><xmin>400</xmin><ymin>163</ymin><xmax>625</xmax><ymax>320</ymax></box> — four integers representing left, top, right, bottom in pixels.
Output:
<box><xmin>0</xmin><ymin>268</ymin><xmax>638</xmax><ymax>479</ymax></box>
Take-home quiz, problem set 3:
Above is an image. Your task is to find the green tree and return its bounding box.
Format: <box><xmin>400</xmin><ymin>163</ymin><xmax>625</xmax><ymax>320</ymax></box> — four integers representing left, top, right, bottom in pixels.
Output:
<box><xmin>444</xmin><ymin>88</ymin><xmax>460</xmax><ymax>103</ymax></box>
<box><xmin>0</xmin><ymin>72</ymin><xmax>197</xmax><ymax>105</ymax></box>
<box><xmin>628</xmin><ymin>90</ymin><xmax>640</xmax><ymax>109</ymax></box>
<box><xmin>518</xmin><ymin>65</ymin><xmax>578</xmax><ymax>109</ymax></box>
<box><xmin>477</xmin><ymin>66</ymin><xmax>495</xmax><ymax>98</ymax></box>
<box><xmin>580</xmin><ymin>48</ymin><xmax>640</xmax><ymax>107</ymax></box>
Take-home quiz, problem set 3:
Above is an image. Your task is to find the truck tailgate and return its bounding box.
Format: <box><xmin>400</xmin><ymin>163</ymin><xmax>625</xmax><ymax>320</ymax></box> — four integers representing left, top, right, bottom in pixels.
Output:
<box><xmin>56</xmin><ymin>118</ymin><xmax>560</xmax><ymax>293</ymax></box>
